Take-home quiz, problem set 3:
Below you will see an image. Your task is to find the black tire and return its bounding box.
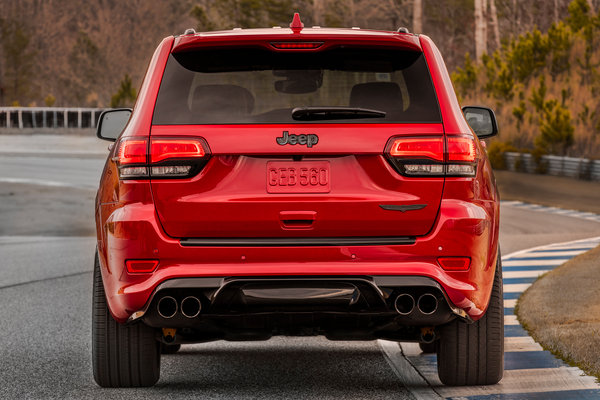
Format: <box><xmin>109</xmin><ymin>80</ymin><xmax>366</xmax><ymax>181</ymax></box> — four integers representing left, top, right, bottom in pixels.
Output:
<box><xmin>92</xmin><ymin>251</ymin><xmax>161</xmax><ymax>387</ymax></box>
<box><xmin>161</xmin><ymin>344</ymin><xmax>182</xmax><ymax>354</ymax></box>
<box><xmin>437</xmin><ymin>254</ymin><xmax>504</xmax><ymax>386</ymax></box>
<box><xmin>419</xmin><ymin>341</ymin><xmax>437</xmax><ymax>354</ymax></box>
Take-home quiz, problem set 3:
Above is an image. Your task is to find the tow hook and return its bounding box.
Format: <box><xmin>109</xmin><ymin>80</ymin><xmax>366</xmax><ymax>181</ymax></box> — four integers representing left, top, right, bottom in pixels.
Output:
<box><xmin>162</xmin><ymin>328</ymin><xmax>177</xmax><ymax>344</ymax></box>
<box><xmin>420</xmin><ymin>327</ymin><xmax>436</xmax><ymax>343</ymax></box>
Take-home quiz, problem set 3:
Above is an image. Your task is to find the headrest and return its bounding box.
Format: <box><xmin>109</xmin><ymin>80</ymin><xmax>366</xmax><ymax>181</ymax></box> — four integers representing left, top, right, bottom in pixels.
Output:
<box><xmin>191</xmin><ymin>84</ymin><xmax>255</xmax><ymax>116</ymax></box>
<box><xmin>349</xmin><ymin>82</ymin><xmax>404</xmax><ymax>114</ymax></box>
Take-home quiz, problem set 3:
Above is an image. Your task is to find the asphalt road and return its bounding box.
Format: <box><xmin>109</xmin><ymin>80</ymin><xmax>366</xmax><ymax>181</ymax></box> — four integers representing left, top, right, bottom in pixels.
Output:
<box><xmin>1</xmin><ymin>137</ymin><xmax>599</xmax><ymax>399</ymax></box>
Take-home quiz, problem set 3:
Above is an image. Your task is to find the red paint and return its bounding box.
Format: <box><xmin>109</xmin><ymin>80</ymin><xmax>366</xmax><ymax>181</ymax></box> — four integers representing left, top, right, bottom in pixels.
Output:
<box><xmin>289</xmin><ymin>13</ymin><xmax>304</xmax><ymax>33</ymax></box>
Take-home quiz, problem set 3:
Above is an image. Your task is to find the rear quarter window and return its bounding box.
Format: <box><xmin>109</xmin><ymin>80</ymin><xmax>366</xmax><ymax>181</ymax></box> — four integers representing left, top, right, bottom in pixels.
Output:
<box><xmin>153</xmin><ymin>47</ymin><xmax>441</xmax><ymax>125</ymax></box>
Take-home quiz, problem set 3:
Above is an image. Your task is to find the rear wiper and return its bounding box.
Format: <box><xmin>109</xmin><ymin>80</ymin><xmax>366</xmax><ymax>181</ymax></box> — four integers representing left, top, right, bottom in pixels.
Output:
<box><xmin>291</xmin><ymin>107</ymin><xmax>386</xmax><ymax>121</ymax></box>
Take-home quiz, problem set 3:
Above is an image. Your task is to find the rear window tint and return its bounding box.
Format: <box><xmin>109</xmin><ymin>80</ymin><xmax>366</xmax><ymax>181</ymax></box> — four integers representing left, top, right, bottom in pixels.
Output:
<box><xmin>153</xmin><ymin>47</ymin><xmax>441</xmax><ymax>124</ymax></box>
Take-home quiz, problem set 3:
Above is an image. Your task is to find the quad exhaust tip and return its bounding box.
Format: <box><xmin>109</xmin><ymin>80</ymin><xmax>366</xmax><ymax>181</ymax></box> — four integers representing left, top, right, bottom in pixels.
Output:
<box><xmin>181</xmin><ymin>296</ymin><xmax>202</xmax><ymax>318</ymax></box>
<box><xmin>157</xmin><ymin>296</ymin><xmax>178</xmax><ymax>319</ymax></box>
<box><xmin>394</xmin><ymin>293</ymin><xmax>415</xmax><ymax>315</ymax></box>
<box><xmin>417</xmin><ymin>293</ymin><xmax>438</xmax><ymax>315</ymax></box>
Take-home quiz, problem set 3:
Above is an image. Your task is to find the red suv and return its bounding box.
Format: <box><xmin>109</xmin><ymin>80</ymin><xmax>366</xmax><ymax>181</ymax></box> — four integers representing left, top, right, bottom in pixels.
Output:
<box><xmin>93</xmin><ymin>14</ymin><xmax>503</xmax><ymax>388</ymax></box>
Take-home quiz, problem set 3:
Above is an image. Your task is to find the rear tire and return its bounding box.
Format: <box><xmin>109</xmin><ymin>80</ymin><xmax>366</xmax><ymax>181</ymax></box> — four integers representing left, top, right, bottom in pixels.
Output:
<box><xmin>92</xmin><ymin>251</ymin><xmax>161</xmax><ymax>387</ymax></box>
<box><xmin>437</xmin><ymin>254</ymin><xmax>504</xmax><ymax>386</ymax></box>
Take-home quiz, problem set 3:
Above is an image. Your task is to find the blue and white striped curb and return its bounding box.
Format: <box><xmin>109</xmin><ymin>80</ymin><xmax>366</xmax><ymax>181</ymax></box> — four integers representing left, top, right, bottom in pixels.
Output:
<box><xmin>381</xmin><ymin>235</ymin><xmax>600</xmax><ymax>400</ymax></box>
<box><xmin>501</xmin><ymin>200</ymin><xmax>600</xmax><ymax>223</ymax></box>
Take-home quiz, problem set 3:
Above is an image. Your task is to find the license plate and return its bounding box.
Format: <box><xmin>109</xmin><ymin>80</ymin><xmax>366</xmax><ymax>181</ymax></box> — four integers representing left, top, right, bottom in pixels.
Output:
<box><xmin>267</xmin><ymin>161</ymin><xmax>330</xmax><ymax>193</ymax></box>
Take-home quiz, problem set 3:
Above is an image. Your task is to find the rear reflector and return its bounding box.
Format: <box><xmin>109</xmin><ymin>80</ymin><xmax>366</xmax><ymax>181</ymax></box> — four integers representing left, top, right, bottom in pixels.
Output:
<box><xmin>438</xmin><ymin>257</ymin><xmax>471</xmax><ymax>271</ymax></box>
<box><xmin>126</xmin><ymin>260</ymin><xmax>159</xmax><ymax>273</ymax></box>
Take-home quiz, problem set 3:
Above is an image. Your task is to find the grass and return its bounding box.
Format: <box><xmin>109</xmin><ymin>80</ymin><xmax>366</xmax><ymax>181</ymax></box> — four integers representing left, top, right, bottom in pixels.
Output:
<box><xmin>516</xmin><ymin>244</ymin><xmax>600</xmax><ymax>379</ymax></box>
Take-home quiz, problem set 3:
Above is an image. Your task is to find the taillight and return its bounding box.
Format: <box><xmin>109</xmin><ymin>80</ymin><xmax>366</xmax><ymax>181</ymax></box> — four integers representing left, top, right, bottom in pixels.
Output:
<box><xmin>114</xmin><ymin>137</ymin><xmax>210</xmax><ymax>180</ymax></box>
<box><xmin>150</xmin><ymin>139</ymin><xmax>206</xmax><ymax>163</ymax></box>
<box><xmin>270</xmin><ymin>42</ymin><xmax>323</xmax><ymax>49</ymax></box>
<box><xmin>385</xmin><ymin>136</ymin><xmax>477</xmax><ymax>177</ymax></box>
<box><xmin>447</xmin><ymin>137</ymin><xmax>476</xmax><ymax>162</ymax></box>
<box><xmin>118</xmin><ymin>140</ymin><xmax>147</xmax><ymax>164</ymax></box>
<box><xmin>389</xmin><ymin>138</ymin><xmax>444</xmax><ymax>161</ymax></box>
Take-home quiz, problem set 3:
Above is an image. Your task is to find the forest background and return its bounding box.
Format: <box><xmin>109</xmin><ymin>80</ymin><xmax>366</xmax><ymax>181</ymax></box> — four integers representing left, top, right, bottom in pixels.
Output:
<box><xmin>1</xmin><ymin>0</ymin><xmax>599</xmax><ymax>157</ymax></box>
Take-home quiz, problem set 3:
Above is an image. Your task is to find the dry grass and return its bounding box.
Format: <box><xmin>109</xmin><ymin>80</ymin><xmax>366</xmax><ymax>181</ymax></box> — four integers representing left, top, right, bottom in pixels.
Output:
<box><xmin>517</xmin><ymin>244</ymin><xmax>600</xmax><ymax>378</ymax></box>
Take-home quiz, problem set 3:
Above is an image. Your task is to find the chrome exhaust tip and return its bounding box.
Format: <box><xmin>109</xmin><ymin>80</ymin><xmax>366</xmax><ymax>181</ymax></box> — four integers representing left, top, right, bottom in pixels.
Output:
<box><xmin>181</xmin><ymin>296</ymin><xmax>201</xmax><ymax>318</ymax></box>
<box><xmin>157</xmin><ymin>296</ymin><xmax>178</xmax><ymax>319</ymax></box>
<box><xmin>417</xmin><ymin>293</ymin><xmax>438</xmax><ymax>315</ymax></box>
<box><xmin>394</xmin><ymin>293</ymin><xmax>415</xmax><ymax>315</ymax></box>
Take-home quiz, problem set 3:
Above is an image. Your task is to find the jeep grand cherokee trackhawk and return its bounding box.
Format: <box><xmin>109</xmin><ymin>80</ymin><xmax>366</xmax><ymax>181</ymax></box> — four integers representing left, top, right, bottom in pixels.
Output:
<box><xmin>93</xmin><ymin>13</ymin><xmax>503</xmax><ymax>388</ymax></box>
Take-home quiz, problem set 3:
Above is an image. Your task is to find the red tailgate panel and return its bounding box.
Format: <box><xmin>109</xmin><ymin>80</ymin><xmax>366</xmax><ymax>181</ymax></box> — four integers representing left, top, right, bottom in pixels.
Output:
<box><xmin>150</xmin><ymin>124</ymin><xmax>444</xmax><ymax>239</ymax></box>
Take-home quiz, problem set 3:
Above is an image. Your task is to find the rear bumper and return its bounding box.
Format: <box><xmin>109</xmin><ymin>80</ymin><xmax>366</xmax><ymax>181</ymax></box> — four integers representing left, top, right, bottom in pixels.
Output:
<box><xmin>132</xmin><ymin>275</ymin><xmax>461</xmax><ymax>342</ymax></box>
<box><xmin>97</xmin><ymin>198</ymin><xmax>499</xmax><ymax>324</ymax></box>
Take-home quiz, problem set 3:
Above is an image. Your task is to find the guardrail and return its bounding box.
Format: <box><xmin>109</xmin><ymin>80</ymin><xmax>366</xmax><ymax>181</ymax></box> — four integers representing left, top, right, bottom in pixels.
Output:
<box><xmin>504</xmin><ymin>152</ymin><xmax>600</xmax><ymax>181</ymax></box>
<box><xmin>0</xmin><ymin>107</ymin><xmax>107</xmax><ymax>129</ymax></box>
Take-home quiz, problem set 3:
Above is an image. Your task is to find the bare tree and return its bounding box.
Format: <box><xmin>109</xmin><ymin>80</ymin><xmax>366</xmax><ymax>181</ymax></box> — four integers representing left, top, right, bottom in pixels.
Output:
<box><xmin>348</xmin><ymin>0</ymin><xmax>357</xmax><ymax>26</ymax></box>
<box><xmin>313</xmin><ymin>0</ymin><xmax>322</xmax><ymax>25</ymax></box>
<box><xmin>413</xmin><ymin>0</ymin><xmax>422</xmax><ymax>33</ymax></box>
<box><xmin>488</xmin><ymin>0</ymin><xmax>500</xmax><ymax>50</ymax></box>
<box><xmin>475</xmin><ymin>0</ymin><xmax>488</xmax><ymax>61</ymax></box>
<box><xmin>587</xmin><ymin>0</ymin><xmax>595</xmax><ymax>13</ymax></box>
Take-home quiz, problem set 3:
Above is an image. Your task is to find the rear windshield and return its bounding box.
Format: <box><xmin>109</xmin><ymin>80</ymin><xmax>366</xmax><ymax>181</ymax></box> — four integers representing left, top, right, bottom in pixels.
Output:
<box><xmin>152</xmin><ymin>47</ymin><xmax>441</xmax><ymax>124</ymax></box>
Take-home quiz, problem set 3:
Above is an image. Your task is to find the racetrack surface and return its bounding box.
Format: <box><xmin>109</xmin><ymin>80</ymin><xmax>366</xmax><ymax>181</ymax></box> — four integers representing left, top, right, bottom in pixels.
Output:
<box><xmin>1</xmin><ymin>136</ymin><xmax>600</xmax><ymax>399</ymax></box>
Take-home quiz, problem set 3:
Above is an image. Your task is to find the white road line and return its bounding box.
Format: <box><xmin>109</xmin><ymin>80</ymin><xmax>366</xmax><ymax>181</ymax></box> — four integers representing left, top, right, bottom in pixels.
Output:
<box><xmin>504</xmin><ymin>336</ymin><xmax>544</xmax><ymax>353</ymax></box>
<box><xmin>500</xmin><ymin>201</ymin><xmax>522</xmax><ymax>206</ymax></box>
<box><xmin>503</xmin><ymin>259</ymin><xmax>569</xmax><ymax>267</ymax></box>
<box><xmin>433</xmin><ymin>367</ymin><xmax>600</xmax><ymax>398</ymax></box>
<box><xmin>504</xmin><ymin>299</ymin><xmax>517</xmax><ymax>308</ymax></box>
<box><xmin>502</xmin><ymin>236</ymin><xmax>600</xmax><ymax>261</ymax></box>
<box><xmin>378</xmin><ymin>340</ymin><xmax>442</xmax><ymax>400</ymax></box>
<box><xmin>504</xmin><ymin>336</ymin><xmax>543</xmax><ymax>352</ymax></box>
<box><xmin>504</xmin><ymin>283</ymin><xmax>532</xmax><ymax>293</ymax></box>
<box><xmin>0</xmin><ymin>177</ymin><xmax>93</xmax><ymax>189</ymax></box>
<box><xmin>546</xmin><ymin>244</ymin><xmax>598</xmax><ymax>250</ymax></box>
<box><xmin>386</xmin><ymin>225</ymin><xmax>600</xmax><ymax>399</ymax></box>
<box><xmin>502</xmin><ymin>201</ymin><xmax>600</xmax><ymax>226</ymax></box>
<box><xmin>503</xmin><ymin>270</ymin><xmax>549</xmax><ymax>279</ymax></box>
<box><xmin>508</xmin><ymin>250</ymin><xmax>585</xmax><ymax>258</ymax></box>
<box><xmin>552</xmin><ymin>209</ymin><xmax>577</xmax><ymax>214</ymax></box>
